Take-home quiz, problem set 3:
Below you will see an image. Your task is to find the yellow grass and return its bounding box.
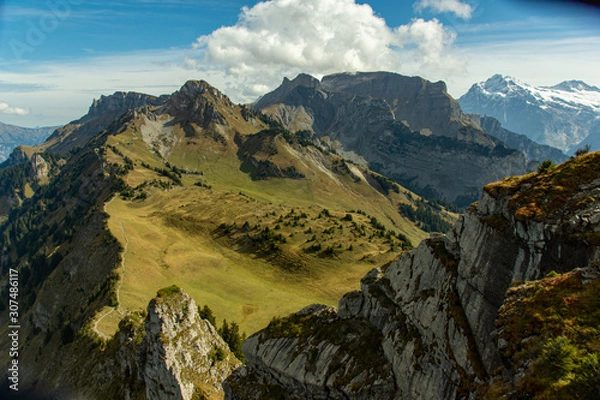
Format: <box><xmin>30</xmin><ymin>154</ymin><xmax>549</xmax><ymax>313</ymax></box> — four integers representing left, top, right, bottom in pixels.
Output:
<box><xmin>103</xmin><ymin>193</ymin><xmax>382</xmax><ymax>335</ymax></box>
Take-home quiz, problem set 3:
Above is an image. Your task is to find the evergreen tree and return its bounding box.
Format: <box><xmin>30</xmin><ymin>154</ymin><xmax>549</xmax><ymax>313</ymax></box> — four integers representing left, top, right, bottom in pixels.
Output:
<box><xmin>198</xmin><ymin>305</ymin><xmax>217</xmax><ymax>327</ymax></box>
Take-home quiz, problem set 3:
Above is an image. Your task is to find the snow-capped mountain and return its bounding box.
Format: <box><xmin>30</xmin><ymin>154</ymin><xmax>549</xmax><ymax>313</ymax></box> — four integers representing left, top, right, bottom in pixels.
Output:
<box><xmin>459</xmin><ymin>74</ymin><xmax>600</xmax><ymax>152</ymax></box>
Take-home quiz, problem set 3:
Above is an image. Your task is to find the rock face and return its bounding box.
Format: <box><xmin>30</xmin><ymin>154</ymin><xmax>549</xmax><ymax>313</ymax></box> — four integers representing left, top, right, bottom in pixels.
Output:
<box><xmin>471</xmin><ymin>114</ymin><xmax>568</xmax><ymax>164</ymax></box>
<box><xmin>139</xmin><ymin>288</ymin><xmax>241</xmax><ymax>400</ymax></box>
<box><xmin>224</xmin><ymin>303</ymin><xmax>396</xmax><ymax>400</ymax></box>
<box><xmin>225</xmin><ymin>152</ymin><xmax>600</xmax><ymax>399</ymax></box>
<box><xmin>256</xmin><ymin>72</ymin><xmax>528</xmax><ymax>206</ymax></box>
<box><xmin>31</xmin><ymin>153</ymin><xmax>49</xmax><ymax>178</ymax></box>
<box><xmin>459</xmin><ymin>74</ymin><xmax>600</xmax><ymax>153</ymax></box>
<box><xmin>66</xmin><ymin>288</ymin><xmax>240</xmax><ymax>400</ymax></box>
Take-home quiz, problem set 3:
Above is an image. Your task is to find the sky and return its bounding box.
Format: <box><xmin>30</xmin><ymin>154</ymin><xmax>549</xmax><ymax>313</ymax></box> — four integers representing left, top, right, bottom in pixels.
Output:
<box><xmin>0</xmin><ymin>0</ymin><xmax>599</xmax><ymax>127</ymax></box>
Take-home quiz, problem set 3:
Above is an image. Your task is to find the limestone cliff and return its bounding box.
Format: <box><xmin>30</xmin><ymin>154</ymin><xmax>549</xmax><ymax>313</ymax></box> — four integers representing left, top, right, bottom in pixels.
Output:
<box><xmin>225</xmin><ymin>151</ymin><xmax>600</xmax><ymax>399</ymax></box>
<box><xmin>102</xmin><ymin>287</ymin><xmax>242</xmax><ymax>400</ymax></box>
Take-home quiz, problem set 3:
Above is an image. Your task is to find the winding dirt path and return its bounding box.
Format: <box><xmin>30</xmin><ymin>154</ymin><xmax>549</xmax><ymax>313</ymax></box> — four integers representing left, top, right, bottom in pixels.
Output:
<box><xmin>92</xmin><ymin>195</ymin><xmax>130</xmax><ymax>339</ymax></box>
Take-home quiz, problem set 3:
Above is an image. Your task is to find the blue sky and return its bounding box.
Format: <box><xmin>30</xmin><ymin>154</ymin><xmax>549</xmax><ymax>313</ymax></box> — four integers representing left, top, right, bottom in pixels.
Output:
<box><xmin>0</xmin><ymin>0</ymin><xmax>598</xmax><ymax>127</ymax></box>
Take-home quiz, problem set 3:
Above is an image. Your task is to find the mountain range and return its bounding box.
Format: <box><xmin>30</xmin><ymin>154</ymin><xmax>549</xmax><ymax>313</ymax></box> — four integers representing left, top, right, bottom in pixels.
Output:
<box><xmin>0</xmin><ymin>122</ymin><xmax>57</xmax><ymax>163</ymax></box>
<box><xmin>459</xmin><ymin>74</ymin><xmax>600</xmax><ymax>153</ymax></box>
<box><xmin>0</xmin><ymin>73</ymin><xmax>598</xmax><ymax>400</ymax></box>
<box><xmin>0</xmin><ymin>78</ymin><xmax>453</xmax><ymax>398</ymax></box>
<box><xmin>255</xmin><ymin>72</ymin><xmax>530</xmax><ymax>207</ymax></box>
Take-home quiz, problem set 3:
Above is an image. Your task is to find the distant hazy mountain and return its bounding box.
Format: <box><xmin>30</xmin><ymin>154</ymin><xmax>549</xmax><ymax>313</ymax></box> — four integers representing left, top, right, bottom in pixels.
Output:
<box><xmin>469</xmin><ymin>114</ymin><xmax>568</xmax><ymax>164</ymax></box>
<box><xmin>256</xmin><ymin>72</ymin><xmax>529</xmax><ymax>206</ymax></box>
<box><xmin>0</xmin><ymin>121</ymin><xmax>57</xmax><ymax>162</ymax></box>
<box><xmin>459</xmin><ymin>74</ymin><xmax>600</xmax><ymax>153</ymax></box>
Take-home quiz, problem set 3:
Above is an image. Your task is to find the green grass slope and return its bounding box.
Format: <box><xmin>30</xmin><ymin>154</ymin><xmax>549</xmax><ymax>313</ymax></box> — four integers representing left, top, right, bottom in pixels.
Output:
<box><xmin>94</xmin><ymin>85</ymin><xmax>451</xmax><ymax>335</ymax></box>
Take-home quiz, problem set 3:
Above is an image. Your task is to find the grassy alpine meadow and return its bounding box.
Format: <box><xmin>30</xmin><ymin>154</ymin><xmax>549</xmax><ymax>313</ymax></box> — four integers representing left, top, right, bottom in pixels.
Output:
<box><xmin>93</xmin><ymin>113</ymin><xmax>434</xmax><ymax>337</ymax></box>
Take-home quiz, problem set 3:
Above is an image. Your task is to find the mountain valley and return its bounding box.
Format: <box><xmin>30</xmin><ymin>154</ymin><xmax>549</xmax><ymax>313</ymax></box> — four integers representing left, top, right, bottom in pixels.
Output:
<box><xmin>0</xmin><ymin>73</ymin><xmax>598</xmax><ymax>400</ymax></box>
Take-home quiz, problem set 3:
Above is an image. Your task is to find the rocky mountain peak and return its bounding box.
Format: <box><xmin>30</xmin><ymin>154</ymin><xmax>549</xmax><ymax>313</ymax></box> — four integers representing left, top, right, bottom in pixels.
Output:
<box><xmin>550</xmin><ymin>80</ymin><xmax>600</xmax><ymax>93</ymax></box>
<box><xmin>255</xmin><ymin>73</ymin><xmax>322</xmax><ymax>109</ymax></box>
<box><xmin>159</xmin><ymin>80</ymin><xmax>232</xmax><ymax>125</ymax></box>
<box><xmin>256</xmin><ymin>71</ymin><xmax>524</xmax><ymax>205</ymax></box>
<box><xmin>283</xmin><ymin>73</ymin><xmax>320</xmax><ymax>89</ymax></box>
<box><xmin>174</xmin><ymin>79</ymin><xmax>230</xmax><ymax>104</ymax></box>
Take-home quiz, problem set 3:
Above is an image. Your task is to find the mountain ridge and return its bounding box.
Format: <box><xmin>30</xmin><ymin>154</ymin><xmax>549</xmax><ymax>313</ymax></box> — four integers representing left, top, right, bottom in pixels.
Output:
<box><xmin>469</xmin><ymin>114</ymin><xmax>568</xmax><ymax>164</ymax></box>
<box><xmin>1</xmin><ymin>74</ymin><xmax>597</xmax><ymax>399</ymax></box>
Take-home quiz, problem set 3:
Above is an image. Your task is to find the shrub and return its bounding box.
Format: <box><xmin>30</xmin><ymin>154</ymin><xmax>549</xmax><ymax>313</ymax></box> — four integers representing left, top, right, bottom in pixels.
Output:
<box><xmin>570</xmin><ymin>353</ymin><xmax>600</xmax><ymax>399</ymax></box>
<box><xmin>306</xmin><ymin>243</ymin><xmax>322</xmax><ymax>252</ymax></box>
<box><xmin>538</xmin><ymin>336</ymin><xmax>577</xmax><ymax>380</ymax></box>
<box><xmin>156</xmin><ymin>285</ymin><xmax>181</xmax><ymax>298</ymax></box>
<box><xmin>537</xmin><ymin>159</ymin><xmax>555</xmax><ymax>174</ymax></box>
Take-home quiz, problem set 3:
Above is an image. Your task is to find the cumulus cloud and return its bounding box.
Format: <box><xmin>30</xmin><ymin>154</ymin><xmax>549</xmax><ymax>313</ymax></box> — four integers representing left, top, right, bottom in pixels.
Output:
<box><xmin>193</xmin><ymin>0</ymin><xmax>464</xmax><ymax>100</ymax></box>
<box><xmin>0</xmin><ymin>101</ymin><xmax>29</xmax><ymax>115</ymax></box>
<box><xmin>414</xmin><ymin>0</ymin><xmax>473</xmax><ymax>20</ymax></box>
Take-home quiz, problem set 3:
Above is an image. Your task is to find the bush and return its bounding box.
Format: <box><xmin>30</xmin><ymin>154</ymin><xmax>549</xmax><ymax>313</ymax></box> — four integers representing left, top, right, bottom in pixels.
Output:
<box><xmin>156</xmin><ymin>285</ymin><xmax>181</xmax><ymax>298</ymax></box>
<box><xmin>538</xmin><ymin>159</ymin><xmax>555</xmax><ymax>174</ymax></box>
<box><xmin>306</xmin><ymin>243</ymin><xmax>322</xmax><ymax>252</ymax></box>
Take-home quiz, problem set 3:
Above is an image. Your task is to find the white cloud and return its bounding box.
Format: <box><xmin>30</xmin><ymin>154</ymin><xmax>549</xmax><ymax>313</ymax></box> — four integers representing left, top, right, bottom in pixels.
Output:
<box><xmin>0</xmin><ymin>101</ymin><xmax>29</xmax><ymax>115</ymax></box>
<box><xmin>193</xmin><ymin>0</ymin><xmax>464</xmax><ymax>100</ymax></box>
<box><xmin>414</xmin><ymin>0</ymin><xmax>473</xmax><ymax>20</ymax></box>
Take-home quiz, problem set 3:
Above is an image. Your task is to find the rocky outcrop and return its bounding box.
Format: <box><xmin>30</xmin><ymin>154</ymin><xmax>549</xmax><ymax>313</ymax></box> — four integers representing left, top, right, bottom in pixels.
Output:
<box><xmin>31</xmin><ymin>153</ymin><xmax>49</xmax><ymax>178</ymax></box>
<box><xmin>225</xmin><ymin>152</ymin><xmax>600</xmax><ymax>399</ymax></box>
<box><xmin>158</xmin><ymin>80</ymin><xmax>232</xmax><ymax>128</ymax></box>
<box><xmin>66</xmin><ymin>288</ymin><xmax>240</xmax><ymax>400</ymax></box>
<box><xmin>140</xmin><ymin>287</ymin><xmax>241</xmax><ymax>400</ymax></box>
<box><xmin>224</xmin><ymin>304</ymin><xmax>396</xmax><ymax>400</ymax></box>
<box><xmin>256</xmin><ymin>72</ymin><xmax>529</xmax><ymax>206</ymax></box>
